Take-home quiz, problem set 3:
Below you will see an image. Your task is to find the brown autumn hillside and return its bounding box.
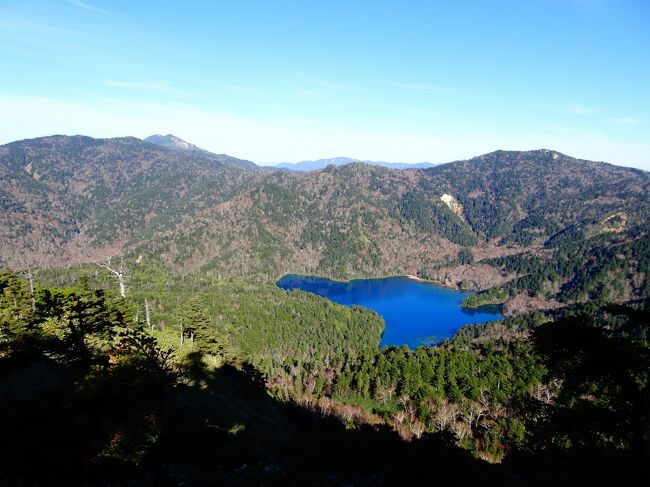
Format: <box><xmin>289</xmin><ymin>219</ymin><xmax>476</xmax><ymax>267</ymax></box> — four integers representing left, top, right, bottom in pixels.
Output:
<box><xmin>1</xmin><ymin>136</ymin><xmax>649</xmax><ymax>312</ymax></box>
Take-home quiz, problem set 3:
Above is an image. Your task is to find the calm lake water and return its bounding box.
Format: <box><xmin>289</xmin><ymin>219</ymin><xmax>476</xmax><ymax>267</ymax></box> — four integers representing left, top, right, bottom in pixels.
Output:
<box><xmin>276</xmin><ymin>275</ymin><xmax>503</xmax><ymax>348</ymax></box>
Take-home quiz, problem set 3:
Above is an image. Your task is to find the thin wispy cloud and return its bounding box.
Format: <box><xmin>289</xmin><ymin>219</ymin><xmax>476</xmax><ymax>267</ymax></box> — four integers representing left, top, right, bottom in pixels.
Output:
<box><xmin>104</xmin><ymin>80</ymin><xmax>176</xmax><ymax>92</ymax></box>
<box><xmin>0</xmin><ymin>16</ymin><xmax>85</xmax><ymax>49</ymax></box>
<box><xmin>610</xmin><ymin>117</ymin><xmax>643</xmax><ymax>126</ymax></box>
<box><xmin>67</xmin><ymin>0</ymin><xmax>108</xmax><ymax>15</ymax></box>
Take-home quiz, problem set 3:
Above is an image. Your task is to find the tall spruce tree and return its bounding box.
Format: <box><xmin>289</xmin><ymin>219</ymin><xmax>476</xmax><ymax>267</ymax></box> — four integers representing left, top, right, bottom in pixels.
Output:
<box><xmin>179</xmin><ymin>296</ymin><xmax>221</xmax><ymax>354</ymax></box>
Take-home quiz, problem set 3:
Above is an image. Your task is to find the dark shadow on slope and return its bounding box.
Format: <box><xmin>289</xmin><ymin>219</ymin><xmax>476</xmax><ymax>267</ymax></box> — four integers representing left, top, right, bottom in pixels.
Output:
<box><xmin>502</xmin><ymin>310</ymin><xmax>649</xmax><ymax>487</ymax></box>
<box><xmin>145</xmin><ymin>355</ymin><xmax>498</xmax><ymax>486</ymax></box>
<box><xmin>0</xmin><ymin>349</ymin><xmax>496</xmax><ymax>486</ymax></box>
<box><xmin>1</xmin><ymin>343</ymin><xmax>646</xmax><ymax>486</ymax></box>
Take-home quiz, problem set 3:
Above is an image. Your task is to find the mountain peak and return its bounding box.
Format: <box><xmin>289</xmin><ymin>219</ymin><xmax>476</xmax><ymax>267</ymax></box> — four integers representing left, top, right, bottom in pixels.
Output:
<box><xmin>144</xmin><ymin>134</ymin><xmax>199</xmax><ymax>151</ymax></box>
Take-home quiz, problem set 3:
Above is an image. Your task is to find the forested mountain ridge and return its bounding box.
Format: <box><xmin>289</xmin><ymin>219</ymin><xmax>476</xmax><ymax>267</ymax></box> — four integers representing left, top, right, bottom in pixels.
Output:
<box><xmin>144</xmin><ymin>133</ymin><xmax>259</xmax><ymax>170</ymax></box>
<box><xmin>136</xmin><ymin>149</ymin><xmax>650</xmax><ymax>311</ymax></box>
<box><xmin>425</xmin><ymin>149</ymin><xmax>649</xmax><ymax>244</ymax></box>
<box><xmin>2</xmin><ymin>136</ymin><xmax>649</xmax><ymax>313</ymax></box>
<box><xmin>0</xmin><ymin>135</ymin><xmax>264</xmax><ymax>267</ymax></box>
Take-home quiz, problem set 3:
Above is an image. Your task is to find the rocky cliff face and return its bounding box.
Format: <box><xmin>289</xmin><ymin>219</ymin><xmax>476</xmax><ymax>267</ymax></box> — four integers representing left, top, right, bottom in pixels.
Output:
<box><xmin>440</xmin><ymin>193</ymin><xmax>465</xmax><ymax>220</ymax></box>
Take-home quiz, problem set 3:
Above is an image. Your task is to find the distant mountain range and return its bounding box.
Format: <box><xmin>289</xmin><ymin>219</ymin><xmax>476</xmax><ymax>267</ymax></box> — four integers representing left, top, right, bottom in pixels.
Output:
<box><xmin>273</xmin><ymin>157</ymin><xmax>437</xmax><ymax>171</ymax></box>
<box><xmin>145</xmin><ymin>135</ymin><xmax>436</xmax><ymax>171</ymax></box>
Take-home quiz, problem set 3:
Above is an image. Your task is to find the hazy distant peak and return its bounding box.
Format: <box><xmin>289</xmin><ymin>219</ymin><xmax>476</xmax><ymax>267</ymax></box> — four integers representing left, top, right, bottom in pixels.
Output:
<box><xmin>273</xmin><ymin>157</ymin><xmax>436</xmax><ymax>171</ymax></box>
<box><xmin>144</xmin><ymin>134</ymin><xmax>199</xmax><ymax>151</ymax></box>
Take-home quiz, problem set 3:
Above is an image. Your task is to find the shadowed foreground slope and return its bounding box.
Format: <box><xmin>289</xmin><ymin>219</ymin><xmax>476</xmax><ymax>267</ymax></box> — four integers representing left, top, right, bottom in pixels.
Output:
<box><xmin>1</xmin><ymin>353</ymin><xmax>645</xmax><ymax>486</ymax></box>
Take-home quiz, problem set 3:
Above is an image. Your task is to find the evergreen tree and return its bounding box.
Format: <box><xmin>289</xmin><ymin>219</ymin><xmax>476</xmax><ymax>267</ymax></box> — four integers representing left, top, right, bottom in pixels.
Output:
<box><xmin>179</xmin><ymin>296</ymin><xmax>221</xmax><ymax>354</ymax></box>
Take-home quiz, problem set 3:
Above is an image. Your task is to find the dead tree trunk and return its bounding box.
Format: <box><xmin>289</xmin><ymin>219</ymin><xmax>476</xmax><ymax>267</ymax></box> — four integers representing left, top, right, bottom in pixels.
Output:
<box><xmin>25</xmin><ymin>267</ymin><xmax>36</xmax><ymax>312</ymax></box>
<box><xmin>145</xmin><ymin>298</ymin><xmax>152</xmax><ymax>331</ymax></box>
<box><xmin>98</xmin><ymin>258</ymin><xmax>127</xmax><ymax>299</ymax></box>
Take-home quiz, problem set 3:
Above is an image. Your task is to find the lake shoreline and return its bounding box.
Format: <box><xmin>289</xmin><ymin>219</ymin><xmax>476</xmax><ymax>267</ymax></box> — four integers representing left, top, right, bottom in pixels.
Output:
<box><xmin>277</xmin><ymin>274</ymin><xmax>503</xmax><ymax>349</ymax></box>
<box><xmin>279</xmin><ymin>272</ymin><xmax>458</xmax><ymax>290</ymax></box>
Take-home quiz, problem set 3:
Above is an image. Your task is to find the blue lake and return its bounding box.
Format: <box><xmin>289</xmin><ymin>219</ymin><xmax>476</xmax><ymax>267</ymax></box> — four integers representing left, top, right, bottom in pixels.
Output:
<box><xmin>276</xmin><ymin>275</ymin><xmax>503</xmax><ymax>348</ymax></box>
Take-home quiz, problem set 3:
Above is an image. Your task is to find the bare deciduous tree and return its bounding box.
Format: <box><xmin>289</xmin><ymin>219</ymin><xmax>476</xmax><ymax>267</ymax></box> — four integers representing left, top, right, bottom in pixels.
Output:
<box><xmin>97</xmin><ymin>257</ymin><xmax>128</xmax><ymax>298</ymax></box>
<box><xmin>410</xmin><ymin>420</ymin><xmax>425</xmax><ymax>439</ymax></box>
<box><xmin>450</xmin><ymin>420</ymin><xmax>472</xmax><ymax>441</ymax></box>
<box><xmin>19</xmin><ymin>266</ymin><xmax>37</xmax><ymax>312</ymax></box>
<box><xmin>530</xmin><ymin>378</ymin><xmax>562</xmax><ymax>404</ymax></box>
<box><xmin>376</xmin><ymin>384</ymin><xmax>396</xmax><ymax>404</ymax></box>
<box><xmin>145</xmin><ymin>298</ymin><xmax>153</xmax><ymax>331</ymax></box>
<box><xmin>394</xmin><ymin>410</ymin><xmax>407</xmax><ymax>426</ymax></box>
<box><xmin>432</xmin><ymin>400</ymin><xmax>459</xmax><ymax>432</ymax></box>
<box><xmin>462</xmin><ymin>399</ymin><xmax>489</xmax><ymax>427</ymax></box>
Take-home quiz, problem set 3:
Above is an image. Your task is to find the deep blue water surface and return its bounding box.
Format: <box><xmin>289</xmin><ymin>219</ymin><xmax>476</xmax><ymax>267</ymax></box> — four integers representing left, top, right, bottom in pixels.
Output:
<box><xmin>277</xmin><ymin>275</ymin><xmax>503</xmax><ymax>348</ymax></box>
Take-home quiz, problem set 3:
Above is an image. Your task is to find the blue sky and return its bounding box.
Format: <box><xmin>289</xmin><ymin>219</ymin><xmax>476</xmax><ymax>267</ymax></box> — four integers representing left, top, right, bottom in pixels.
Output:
<box><xmin>1</xmin><ymin>0</ymin><xmax>649</xmax><ymax>168</ymax></box>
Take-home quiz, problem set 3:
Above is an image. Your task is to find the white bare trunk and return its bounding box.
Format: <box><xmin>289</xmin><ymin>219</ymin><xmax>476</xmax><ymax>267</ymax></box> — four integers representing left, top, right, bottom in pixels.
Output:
<box><xmin>145</xmin><ymin>299</ymin><xmax>152</xmax><ymax>330</ymax></box>
<box><xmin>26</xmin><ymin>267</ymin><xmax>36</xmax><ymax>312</ymax></box>
<box><xmin>98</xmin><ymin>259</ymin><xmax>127</xmax><ymax>299</ymax></box>
<box><xmin>180</xmin><ymin>322</ymin><xmax>184</xmax><ymax>348</ymax></box>
<box><xmin>117</xmin><ymin>272</ymin><xmax>126</xmax><ymax>299</ymax></box>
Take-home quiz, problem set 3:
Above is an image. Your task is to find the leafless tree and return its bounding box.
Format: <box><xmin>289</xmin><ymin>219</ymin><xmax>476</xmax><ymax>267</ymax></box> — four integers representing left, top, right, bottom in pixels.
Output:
<box><xmin>410</xmin><ymin>420</ymin><xmax>425</xmax><ymax>439</ymax></box>
<box><xmin>394</xmin><ymin>410</ymin><xmax>407</xmax><ymax>426</ymax></box>
<box><xmin>320</xmin><ymin>397</ymin><xmax>333</xmax><ymax>416</ymax></box>
<box><xmin>462</xmin><ymin>399</ymin><xmax>489</xmax><ymax>427</ymax></box>
<box><xmin>432</xmin><ymin>400</ymin><xmax>459</xmax><ymax>432</ymax></box>
<box><xmin>398</xmin><ymin>396</ymin><xmax>418</xmax><ymax>428</ymax></box>
<box><xmin>450</xmin><ymin>420</ymin><xmax>472</xmax><ymax>441</ymax></box>
<box><xmin>376</xmin><ymin>384</ymin><xmax>396</xmax><ymax>404</ymax></box>
<box><xmin>530</xmin><ymin>378</ymin><xmax>562</xmax><ymax>404</ymax></box>
<box><xmin>145</xmin><ymin>298</ymin><xmax>153</xmax><ymax>331</ymax></box>
<box><xmin>97</xmin><ymin>257</ymin><xmax>128</xmax><ymax>298</ymax></box>
<box><xmin>19</xmin><ymin>266</ymin><xmax>37</xmax><ymax>312</ymax></box>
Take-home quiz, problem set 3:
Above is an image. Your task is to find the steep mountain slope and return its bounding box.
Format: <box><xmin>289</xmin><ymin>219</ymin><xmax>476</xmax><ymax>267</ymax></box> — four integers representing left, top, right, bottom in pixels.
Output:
<box><xmin>137</xmin><ymin>151</ymin><xmax>650</xmax><ymax>302</ymax></box>
<box><xmin>274</xmin><ymin>156</ymin><xmax>436</xmax><ymax>171</ymax></box>
<box><xmin>422</xmin><ymin>150</ymin><xmax>649</xmax><ymax>244</ymax></box>
<box><xmin>144</xmin><ymin>133</ymin><xmax>259</xmax><ymax>170</ymax></box>
<box><xmin>2</xmin><ymin>137</ymin><xmax>649</xmax><ymax>312</ymax></box>
<box><xmin>0</xmin><ymin>135</ymin><xmax>263</xmax><ymax>267</ymax></box>
<box><xmin>136</xmin><ymin>163</ymin><xmax>465</xmax><ymax>276</ymax></box>
<box><xmin>145</xmin><ymin>133</ymin><xmax>202</xmax><ymax>150</ymax></box>
<box><xmin>418</xmin><ymin>150</ymin><xmax>650</xmax><ymax>309</ymax></box>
